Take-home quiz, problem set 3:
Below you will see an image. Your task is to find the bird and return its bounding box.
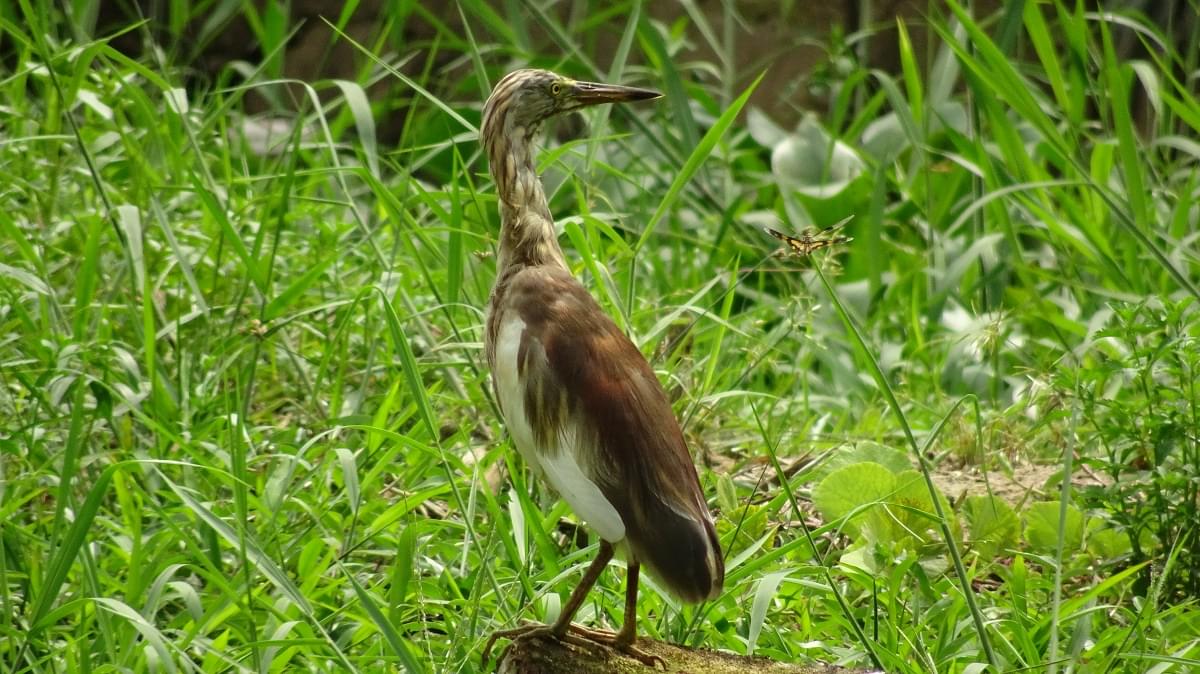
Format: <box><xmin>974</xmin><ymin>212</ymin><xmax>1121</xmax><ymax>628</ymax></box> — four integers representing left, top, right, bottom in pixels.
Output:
<box><xmin>479</xmin><ymin>69</ymin><xmax>724</xmax><ymax>667</ymax></box>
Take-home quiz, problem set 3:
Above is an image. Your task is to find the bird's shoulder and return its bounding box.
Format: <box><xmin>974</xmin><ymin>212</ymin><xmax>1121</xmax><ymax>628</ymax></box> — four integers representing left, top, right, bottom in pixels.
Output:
<box><xmin>500</xmin><ymin>265</ymin><xmax>654</xmax><ymax>383</ymax></box>
<box><xmin>494</xmin><ymin>265</ymin><xmax>714</xmax><ymax>553</ymax></box>
<box><xmin>500</xmin><ymin>264</ymin><xmax>698</xmax><ymax>476</ymax></box>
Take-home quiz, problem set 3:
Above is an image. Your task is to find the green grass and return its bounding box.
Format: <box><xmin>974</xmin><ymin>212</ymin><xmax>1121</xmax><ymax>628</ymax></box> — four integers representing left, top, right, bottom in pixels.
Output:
<box><xmin>3</xmin><ymin>1</ymin><xmax>1200</xmax><ymax>672</ymax></box>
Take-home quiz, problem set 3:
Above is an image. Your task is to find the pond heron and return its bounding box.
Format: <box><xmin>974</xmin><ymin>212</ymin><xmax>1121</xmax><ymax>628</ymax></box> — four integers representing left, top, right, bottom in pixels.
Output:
<box><xmin>480</xmin><ymin>69</ymin><xmax>724</xmax><ymax>667</ymax></box>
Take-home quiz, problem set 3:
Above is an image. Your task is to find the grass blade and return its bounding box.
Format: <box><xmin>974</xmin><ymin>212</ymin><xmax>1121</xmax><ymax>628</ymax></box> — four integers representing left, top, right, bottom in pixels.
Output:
<box><xmin>635</xmin><ymin>71</ymin><xmax>764</xmax><ymax>251</ymax></box>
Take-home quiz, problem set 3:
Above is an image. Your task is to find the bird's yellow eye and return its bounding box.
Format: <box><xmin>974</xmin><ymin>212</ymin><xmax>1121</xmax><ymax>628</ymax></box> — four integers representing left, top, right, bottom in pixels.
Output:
<box><xmin>550</xmin><ymin>82</ymin><xmax>563</xmax><ymax>96</ymax></box>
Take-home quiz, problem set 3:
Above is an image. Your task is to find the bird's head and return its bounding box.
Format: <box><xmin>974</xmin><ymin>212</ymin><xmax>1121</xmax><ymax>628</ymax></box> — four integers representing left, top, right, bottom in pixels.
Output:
<box><xmin>482</xmin><ymin>69</ymin><xmax>660</xmax><ymax>139</ymax></box>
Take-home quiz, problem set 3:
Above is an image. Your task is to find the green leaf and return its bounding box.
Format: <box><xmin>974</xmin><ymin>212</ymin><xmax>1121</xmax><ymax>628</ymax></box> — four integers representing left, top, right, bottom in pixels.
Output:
<box><xmin>839</xmin><ymin>541</ymin><xmax>882</xmax><ymax>575</ymax></box>
<box><xmin>116</xmin><ymin>204</ymin><xmax>143</xmax><ymax>290</ymax></box>
<box><xmin>635</xmin><ymin>71</ymin><xmax>764</xmax><ymax>251</ymax></box>
<box><xmin>390</xmin><ymin>523</ymin><xmax>418</xmax><ymax>618</ymax></box>
<box><xmin>716</xmin><ymin>472</ymin><xmax>738</xmax><ymax>514</ymax></box>
<box><xmin>367</xmin><ymin>379</ymin><xmax>402</xmax><ymax>453</ymax></box>
<box><xmin>746</xmin><ymin>107</ymin><xmax>788</xmax><ymax>148</ymax></box>
<box><xmin>94</xmin><ymin>598</ymin><xmax>178</xmax><ymax>674</ymax></box>
<box><xmin>375</xmin><ymin>289</ymin><xmax>437</xmax><ymax>440</ymax></box>
<box><xmin>29</xmin><ymin>462</ymin><xmax>122</xmax><ymax>633</ymax></box>
<box><xmin>1087</xmin><ymin>522</ymin><xmax>1133</xmax><ymax>561</ymax></box>
<box><xmin>332</xmin><ymin>79</ymin><xmax>379</xmax><ymax>176</ymax></box>
<box><xmin>748</xmin><ymin>570</ymin><xmax>790</xmax><ymax>656</ymax></box>
<box><xmin>808</xmin><ymin>441</ymin><xmax>912</xmax><ymax>482</ymax></box>
<box><xmin>192</xmin><ymin>174</ymin><xmax>267</xmax><ymax>293</ymax></box>
<box><xmin>335</xmin><ymin>447</ymin><xmax>360</xmax><ymax>515</ymax></box>
<box><xmin>324</xmin><ymin>19</ymin><xmax>475</xmax><ymax>133</ymax></box>
<box><xmin>1025</xmin><ymin>501</ymin><xmax>1084</xmax><ymax>554</ymax></box>
<box><xmin>263</xmin><ymin>255</ymin><xmax>334</xmax><ymax>320</ymax></box>
<box><xmin>720</xmin><ymin>502</ymin><xmax>771</xmax><ymax>558</ymax></box>
<box><xmin>772</xmin><ymin>115</ymin><xmax>866</xmax><ymax>199</ymax></box>
<box><xmin>163</xmin><ymin>475</ymin><xmax>312</xmax><ymax>613</ymax></box>
<box><xmin>889</xmin><ymin>469</ymin><xmax>948</xmax><ymax>547</ymax></box>
<box><xmin>0</xmin><ymin>262</ymin><xmax>50</xmax><ymax>295</ymax></box>
<box><xmin>813</xmin><ymin>462</ymin><xmax>896</xmax><ymax>543</ymax></box>
<box><xmin>963</xmin><ymin>495</ymin><xmax>1020</xmax><ymax>560</ymax></box>
<box><xmin>340</xmin><ymin>563</ymin><xmax>427</xmax><ymax>673</ymax></box>
<box><xmin>895</xmin><ymin>18</ymin><xmax>924</xmax><ymax>129</ymax></box>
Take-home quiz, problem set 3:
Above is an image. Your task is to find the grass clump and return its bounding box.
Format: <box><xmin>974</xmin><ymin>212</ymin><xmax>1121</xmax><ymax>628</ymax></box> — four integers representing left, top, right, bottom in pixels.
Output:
<box><xmin>2</xmin><ymin>1</ymin><xmax>1199</xmax><ymax>672</ymax></box>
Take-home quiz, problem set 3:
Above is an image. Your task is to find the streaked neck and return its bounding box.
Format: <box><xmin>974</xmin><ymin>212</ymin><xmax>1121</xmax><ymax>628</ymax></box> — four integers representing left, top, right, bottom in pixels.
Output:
<box><xmin>486</xmin><ymin>120</ymin><xmax>567</xmax><ymax>273</ymax></box>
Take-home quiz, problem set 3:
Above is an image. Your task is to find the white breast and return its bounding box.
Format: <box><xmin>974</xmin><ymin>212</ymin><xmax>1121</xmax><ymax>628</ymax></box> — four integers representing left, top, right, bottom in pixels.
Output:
<box><xmin>493</xmin><ymin>315</ymin><xmax>626</xmax><ymax>542</ymax></box>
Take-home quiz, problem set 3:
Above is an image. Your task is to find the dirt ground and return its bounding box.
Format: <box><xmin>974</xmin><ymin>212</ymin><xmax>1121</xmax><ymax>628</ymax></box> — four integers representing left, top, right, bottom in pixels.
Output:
<box><xmin>929</xmin><ymin>460</ymin><xmax>1112</xmax><ymax>508</ymax></box>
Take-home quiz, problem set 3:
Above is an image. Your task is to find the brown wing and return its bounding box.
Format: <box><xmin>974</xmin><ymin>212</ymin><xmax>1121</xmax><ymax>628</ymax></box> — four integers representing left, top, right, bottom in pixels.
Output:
<box><xmin>496</xmin><ymin>265</ymin><xmax>724</xmax><ymax>603</ymax></box>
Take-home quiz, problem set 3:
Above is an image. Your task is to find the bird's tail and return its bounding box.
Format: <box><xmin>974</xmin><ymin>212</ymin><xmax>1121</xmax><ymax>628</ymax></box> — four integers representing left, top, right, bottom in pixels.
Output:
<box><xmin>627</xmin><ymin>497</ymin><xmax>724</xmax><ymax>604</ymax></box>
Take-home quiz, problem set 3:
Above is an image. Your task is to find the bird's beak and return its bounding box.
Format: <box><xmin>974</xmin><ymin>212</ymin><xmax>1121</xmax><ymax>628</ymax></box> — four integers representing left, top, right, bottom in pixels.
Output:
<box><xmin>571</xmin><ymin>81</ymin><xmax>662</xmax><ymax>106</ymax></box>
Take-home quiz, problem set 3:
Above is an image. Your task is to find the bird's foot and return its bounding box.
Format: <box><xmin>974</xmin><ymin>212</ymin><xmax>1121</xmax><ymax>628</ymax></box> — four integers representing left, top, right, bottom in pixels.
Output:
<box><xmin>565</xmin><ymin>624</ymin><xmax>667</xmax><ymax>670</ymax></box>
<box><xmin>481</xmin><ymin>622</ymin><xmax>549</xmax><ymax>666</ymax></box>
<box><xmin>483</xmin><ymin>622</ymin><xmax>665</xmax><ymax>670</ymax></box>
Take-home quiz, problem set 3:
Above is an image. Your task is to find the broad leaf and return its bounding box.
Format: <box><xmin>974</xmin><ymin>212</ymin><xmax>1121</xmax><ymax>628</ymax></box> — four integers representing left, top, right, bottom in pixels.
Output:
<box><xmin>813</xmin><ymin>462</ymin><xmax>896</xmax><ymax>543</ymax></box>
<box><xmin>1025</xmin><ymin>500</ymin><xmax>1084</xmax><ymax>553</ymax></box>
<box><xmin>963</xmin><ymin>495</ymin><xmax>1020</xmax><ymax>560</ymax></box>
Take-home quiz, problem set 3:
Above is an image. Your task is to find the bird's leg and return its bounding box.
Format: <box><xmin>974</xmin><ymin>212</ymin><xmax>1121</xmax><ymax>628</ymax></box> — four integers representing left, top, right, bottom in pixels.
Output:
<box><xmin>567</xmin><ymin>561</ymin><xmax>666</xmax><ymax>669</ymax></box>
<box><xmin>548</xmin><ymin>540</ymin><xmax>614</xmax><ymax>635</ymax></box>
<box><xmin>615</xmin><ymin>560</ymin><xmax>640</xmax><ymax>647</ymax></box>
<box><xmin>481</xmin><ymin>541</ymin><xmax>615</xmax><ymax>665</ymax></box>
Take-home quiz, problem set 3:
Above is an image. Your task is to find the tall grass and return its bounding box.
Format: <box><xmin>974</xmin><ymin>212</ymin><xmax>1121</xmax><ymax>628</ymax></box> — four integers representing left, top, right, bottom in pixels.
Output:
<box><xmin>2</xmin><ymin>1</ymin><xmax>1198</xmax><ymax>672</ymax></box>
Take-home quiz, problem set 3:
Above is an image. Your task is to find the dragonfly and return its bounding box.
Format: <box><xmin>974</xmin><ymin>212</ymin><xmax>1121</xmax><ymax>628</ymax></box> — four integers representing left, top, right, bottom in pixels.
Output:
<box><xmin>764</xmin><ymin>217</ymin><xmax>854</xmax><ymax>257</ymax></box>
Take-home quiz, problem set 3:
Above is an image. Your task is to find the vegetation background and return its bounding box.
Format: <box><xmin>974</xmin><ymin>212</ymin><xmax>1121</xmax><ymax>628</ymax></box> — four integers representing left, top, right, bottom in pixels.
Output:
<box><xmin>2</xmin><ymin>1</ymin><xmax>1198</xmax><ymax>672</ymax></box>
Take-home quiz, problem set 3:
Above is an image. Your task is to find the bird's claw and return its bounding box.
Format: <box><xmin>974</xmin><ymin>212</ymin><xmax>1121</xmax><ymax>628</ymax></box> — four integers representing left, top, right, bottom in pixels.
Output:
<box><xmin>481</xmin><ymin>622</ymin><xmax>547</xmax><ymax>666</ymax></box>
<box><xmin>483</xmin><ymin>622</ymin><xmax>666</xmax><ymax>670</ymax></box>
<box><xmin>565</xmin><ymin>625</ymin><xmax>666</xmax><ymax>670</ymax></box>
